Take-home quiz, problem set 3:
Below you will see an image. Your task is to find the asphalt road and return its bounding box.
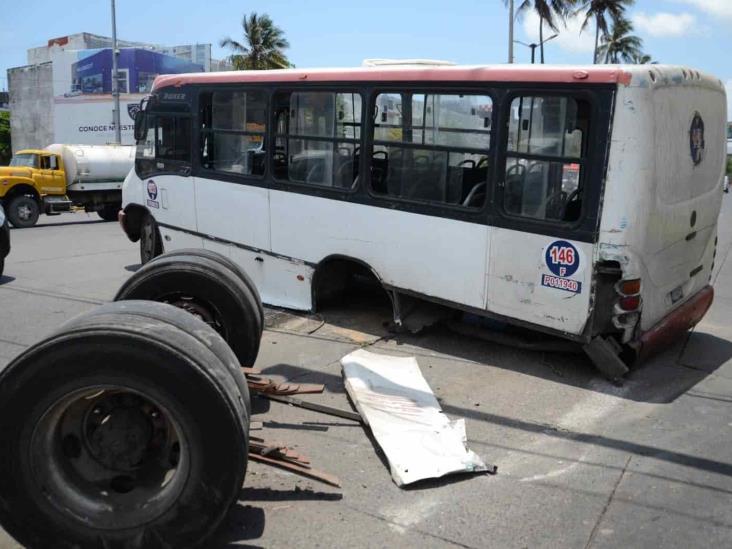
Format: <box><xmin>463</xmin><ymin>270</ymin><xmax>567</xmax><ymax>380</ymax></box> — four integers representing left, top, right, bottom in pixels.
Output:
<box><xmin>1</xmin><ymin>205</ymin><xmax>731</xmax><ymax>548</ymax></box>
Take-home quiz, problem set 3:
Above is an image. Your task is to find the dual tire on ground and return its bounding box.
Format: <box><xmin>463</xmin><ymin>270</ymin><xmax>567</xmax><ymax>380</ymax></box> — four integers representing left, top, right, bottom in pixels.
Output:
<box><xmin>0</xmin><ymin>300</ymin><xmax>250</xmax><ymax>548</ymax></box>
<box><xmin>0</xmin><ymin>249</ymin><xmax>265</xmax><ymax>547</ymax></box>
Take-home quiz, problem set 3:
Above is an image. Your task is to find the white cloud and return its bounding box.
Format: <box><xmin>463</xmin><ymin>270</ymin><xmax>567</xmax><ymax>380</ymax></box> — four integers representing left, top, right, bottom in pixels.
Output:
<box><xmin>520</xmin><ymin>10</ymin><xmax>595</xmax><ymax>57</ymax></box>
<box><xmin>633</xmin><ymin>12</ymin><xmax>696</xmax><ymax>37</ymax></box>
<box><xmin>677</xmin><ymin>0</ymin><xmax>732</xmax><ymax>20</ymax></box>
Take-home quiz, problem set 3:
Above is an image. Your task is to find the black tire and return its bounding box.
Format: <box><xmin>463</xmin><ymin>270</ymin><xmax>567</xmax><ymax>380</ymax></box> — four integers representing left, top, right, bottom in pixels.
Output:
<box><xmin>97</xmin><ymin>204</ymin><xmax>120</xmax><ymax>222</ymax></box>
<box><xmin>115</xmin><ymin>254</ymin><xmax>262</xmax><ymax>366</ymax></box>
<box><xmin>0</xmin><ymin>301</ymin><xmax>248</xmax><ymax>548</ymax></box>
<box><xmin>140</xmin><ymin>213</ymin><xmax>163</xmax><ymax>264</ymax></box>
<box><xmin>6</xmin><ymin>195</ymin><xmax>40</xmax><ymax>228</ymax></box>
<box><xmin>155</xmin><ymin>248</ymin><xmax>264</xmax><ymax>337</ymax></box>
<box><xmin>0</xmin><ymin>258</ymin><xmax>3</xmax><ymax>278</ymax></box>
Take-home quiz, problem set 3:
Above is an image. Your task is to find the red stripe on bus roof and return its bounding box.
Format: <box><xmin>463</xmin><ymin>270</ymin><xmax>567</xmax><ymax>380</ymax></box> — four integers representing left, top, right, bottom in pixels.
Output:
<box><xmin>152</xmin><ymin>65</ymin><xmax>632</xmax><ymax>91</ymax></box>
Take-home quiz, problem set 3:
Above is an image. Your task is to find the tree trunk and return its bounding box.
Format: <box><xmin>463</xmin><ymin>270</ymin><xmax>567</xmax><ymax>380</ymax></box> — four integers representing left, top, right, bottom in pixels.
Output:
<box><xmin>539</xmin><ymin>16</ymin><xmax>545</xmax><ymax>64</ymax></box>
<box><xmin>593</xmin><ymin>18</ymin><xmax>600</xmax><ymax>64</ymax></box>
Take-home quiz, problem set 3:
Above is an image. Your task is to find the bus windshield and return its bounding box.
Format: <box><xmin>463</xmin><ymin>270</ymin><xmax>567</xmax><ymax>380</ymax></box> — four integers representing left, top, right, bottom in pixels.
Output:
<box><xmin>10</xmin><ymin>153</ymin><xmax>39</xmax><ymax>168</ymax></box>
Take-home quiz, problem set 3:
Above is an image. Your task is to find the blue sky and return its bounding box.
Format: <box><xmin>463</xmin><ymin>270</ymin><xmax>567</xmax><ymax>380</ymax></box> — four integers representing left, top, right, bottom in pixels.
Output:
<box><xmin>1</xmin><ymin>0</ymin><xmax>730</xmax><ymax>110</ymax></box>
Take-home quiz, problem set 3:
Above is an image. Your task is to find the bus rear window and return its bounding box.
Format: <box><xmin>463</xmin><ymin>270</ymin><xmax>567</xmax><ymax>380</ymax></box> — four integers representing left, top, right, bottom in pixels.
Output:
<box><xmin>503</xmin><ymin>95</ymin><xmax>589</xmax><ymax>223</ymax></box>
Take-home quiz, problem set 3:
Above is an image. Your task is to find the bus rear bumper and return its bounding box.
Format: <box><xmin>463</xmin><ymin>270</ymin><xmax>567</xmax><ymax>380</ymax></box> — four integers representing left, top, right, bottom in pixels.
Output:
<box><xmin>636</xmin><ymin>285</ymin><xmax>714</xmax><ymax>362</ymax></box>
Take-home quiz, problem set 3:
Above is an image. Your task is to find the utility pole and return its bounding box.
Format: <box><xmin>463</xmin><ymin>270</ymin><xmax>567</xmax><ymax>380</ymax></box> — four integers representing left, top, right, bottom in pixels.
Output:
<box><xmin>508</xmin><ymin>0</ymin><xmax>515</xmax><ymax>63</ymax></box>
<box><xmin>111</xmin><ymin>0</ymin><xmax>121</xmax><ymax>144</ymax></box>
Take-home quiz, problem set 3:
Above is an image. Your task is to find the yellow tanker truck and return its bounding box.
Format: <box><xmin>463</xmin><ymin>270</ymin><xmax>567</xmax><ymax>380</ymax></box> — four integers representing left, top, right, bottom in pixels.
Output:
<box><xmin>0</xmin><ymin>144</ymin><xmax>134</xmax><ymax>228</ymax></box>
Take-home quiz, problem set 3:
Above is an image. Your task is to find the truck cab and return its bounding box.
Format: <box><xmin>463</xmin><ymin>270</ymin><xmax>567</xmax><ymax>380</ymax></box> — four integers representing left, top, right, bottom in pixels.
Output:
<box><xmin>0</xmin><ymin>150</ymin><xmax>67</xmax><ymax>227</ymax></box>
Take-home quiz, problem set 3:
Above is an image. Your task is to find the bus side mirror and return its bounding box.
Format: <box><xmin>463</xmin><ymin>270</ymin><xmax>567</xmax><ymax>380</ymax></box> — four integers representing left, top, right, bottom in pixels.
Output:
<box><xmin>134</xmin><ymin>112</ymin><xmax>147</xmax><ymax>141</ymax></box>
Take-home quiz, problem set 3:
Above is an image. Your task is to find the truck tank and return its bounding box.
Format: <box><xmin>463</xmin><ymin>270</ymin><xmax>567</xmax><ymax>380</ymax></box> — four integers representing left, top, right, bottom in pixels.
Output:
<box><xmin>45</xmin><ymin>144</ymin><xmax>135</xmax><ymax>189</ymax></box>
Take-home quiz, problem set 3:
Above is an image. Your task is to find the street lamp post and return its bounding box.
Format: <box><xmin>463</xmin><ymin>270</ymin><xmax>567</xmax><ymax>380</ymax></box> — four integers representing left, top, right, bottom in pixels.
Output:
<box><xmin>111</xmin><ymin>0</ymin><xmax>121</xmax><ymax>145</ymax></box>
<box><xmin>514</xmin><ymin>34</ymin><xmax>558</xmax><ymax>64</ymax></box>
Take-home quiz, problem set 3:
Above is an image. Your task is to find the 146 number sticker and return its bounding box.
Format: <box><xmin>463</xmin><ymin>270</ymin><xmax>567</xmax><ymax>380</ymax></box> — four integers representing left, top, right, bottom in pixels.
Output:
<box><xmin>542</xmin><ymin>240</ymin><xmax>581</xmax><ymax>294</ymax></box>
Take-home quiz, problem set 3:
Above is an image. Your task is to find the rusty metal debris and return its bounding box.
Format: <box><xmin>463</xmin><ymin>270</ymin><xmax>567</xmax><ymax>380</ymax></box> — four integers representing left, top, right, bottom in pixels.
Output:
<box><xmin>263</xmin><ymin>393</ymin><xmax>362</xmax><ymax>423</ymax></box>
<box><xmin>249</xmin><ymin>436</ymin><xmax>341</xmax><ymax>487</ymax></box>
<box><xmin>244</xmin><ymin>369</ymin><xmax>325</xmax><ymax>396</ymax></box>
<box><xmin>243</xmin><ymin>369</ymin><xmax>341</xmax><ymax>487</ymax></box>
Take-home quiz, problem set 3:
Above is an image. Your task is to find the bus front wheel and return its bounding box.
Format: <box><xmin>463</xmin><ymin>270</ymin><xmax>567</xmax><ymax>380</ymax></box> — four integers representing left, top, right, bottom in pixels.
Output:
<box><xmin>140</xmin><ymin>213</ymin><xmax>163</xmax><ymax>264</ymax></box>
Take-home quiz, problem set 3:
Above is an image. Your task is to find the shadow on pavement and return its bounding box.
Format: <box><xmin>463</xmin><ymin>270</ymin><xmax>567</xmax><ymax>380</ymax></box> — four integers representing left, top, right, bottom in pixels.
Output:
<box><xmin>0</xmin><ymin>275</ymin><xmax>16</xmax><ymax>286</ymax></box>
<box><xmin>124</xmin><ymin>263</ymin><xmax>142</xmax><ymax>272</ymax></box>
<box><xmin>211</xmin><ymin>502</ymin><xmax>265</xmax><ymax>548</ymax></box>
<box><xmin>211</xmin><ymin>487</ymin><xmax>343</xmax><ymax>547</ymax></box>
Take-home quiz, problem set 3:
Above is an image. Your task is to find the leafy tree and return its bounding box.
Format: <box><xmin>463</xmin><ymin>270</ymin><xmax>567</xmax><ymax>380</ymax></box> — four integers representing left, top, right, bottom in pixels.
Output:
<box><xmin>0</xmin><ymin>111</ymin><xmax>10</xmax><ymax>165</ymax></box>
<box><xmin>516</xmin><ymin>1</ymin><xmax>572</xmax><ymax>63</ymax></box>
<box><xmin>220</xmin><ymin>13</ymin><xmax>291</xmax><ymax>70</ymax></box>
<box><xmin>597</xmin><ymin>17</ymin><xmax>642</xmax><ymax>63</ymax></box>
<box><xmin>575</xmin><ymin>0</ymin><xmax>635</xmax><ymax>64</ymax></box>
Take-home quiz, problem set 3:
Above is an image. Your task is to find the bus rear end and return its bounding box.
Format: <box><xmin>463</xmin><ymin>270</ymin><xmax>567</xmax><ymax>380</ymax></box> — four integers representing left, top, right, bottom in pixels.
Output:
<box><xmin>596</xmin><ymin>66</ymin><xmax>726</xmax><ymax>361</ymax></box>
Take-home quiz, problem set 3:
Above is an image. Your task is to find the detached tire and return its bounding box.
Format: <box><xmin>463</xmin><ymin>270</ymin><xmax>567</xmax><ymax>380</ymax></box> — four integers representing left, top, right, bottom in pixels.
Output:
<box><xmin>115</xmin><ymin>253</ymin><xmax>262</xmax><ymax>366</ymax></box>
<box><xmin>140</xmin><ymin>213</ymin><xmax>163</xmax><ymax>264</ymax></box>
<box><xmin>7</xmin><ymin>195</ymin><xmax>40</xmax><ymax>228</ymax></box>
<box><xmin>0</xmin><ymin>301</ymin><xmax>249</xmax><ymax>549</ymax></box>
<box><xmin>156</xmin><ymin>248</ymin><xmax>264</xmax><ymax>337</ymax></box>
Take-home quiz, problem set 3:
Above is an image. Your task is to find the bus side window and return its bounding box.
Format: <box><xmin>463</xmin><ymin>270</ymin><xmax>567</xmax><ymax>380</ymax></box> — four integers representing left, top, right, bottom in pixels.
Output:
<box><xmin>199</xmin><ymin>90</ymin><xmax>267</xmax><ymax>176</ymax></box>
<box><xmin>504</xmin><ymin>96</ymin><xmax>588</xmax><ymax>223</ymax></box>
<box><xmin>370</xmin><ymin>92</ymin><xmax>492</xmax><ymax>208</ymax></box>
<box><xmin>273</xmin><ymin>91</ymin><xmax>362</xmax><ymax>189</ymax></box>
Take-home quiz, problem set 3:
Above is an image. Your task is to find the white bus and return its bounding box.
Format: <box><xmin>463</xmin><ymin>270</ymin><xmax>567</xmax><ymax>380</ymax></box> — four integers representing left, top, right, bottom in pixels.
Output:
<box><xmin>120</xmin><ymin>64</ymin><xmax>726</xmax><ymax>375</ymax></box>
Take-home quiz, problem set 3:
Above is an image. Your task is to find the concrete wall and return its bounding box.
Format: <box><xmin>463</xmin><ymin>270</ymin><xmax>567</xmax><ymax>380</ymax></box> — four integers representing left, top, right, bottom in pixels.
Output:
<box><xmin>8</xmin><ymin>63</ymin><xmax>53</xmax><ymax>152</ymax></box>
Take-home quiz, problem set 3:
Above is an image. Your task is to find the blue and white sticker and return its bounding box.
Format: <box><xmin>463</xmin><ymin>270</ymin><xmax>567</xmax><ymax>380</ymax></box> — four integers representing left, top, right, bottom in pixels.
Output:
<box><xmin>146</xmin><ymin>180</ymin><xmax>159</xmax><ymax>208</ymax></box>
<box><xmin>542</xmin><ymin>240</ymin><xmax>581</xmax><ymax>294</ymax></box>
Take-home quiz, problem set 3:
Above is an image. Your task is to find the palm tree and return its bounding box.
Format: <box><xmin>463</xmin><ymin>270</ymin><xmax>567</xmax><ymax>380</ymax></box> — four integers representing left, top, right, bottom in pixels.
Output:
<box><xmin>220</xmin><ymin>13</ymin><xmax>291</xmax><ymax>70</ymax></box>
<box><xmin>575</xmin><ymin>0</ymin><xmax>635</xmax><ymax>64</ymax></box>
<box><xmin>631</xmin><ymin>53</ymin><xmax>653</xmax><ymax>64</ymax></box>
<box><xmin>597</xmin><ymin>17</ymin><xmax>642</xmax><ymax>64</ymax></box>
<box><xmin>516</xmin><ymin>1</ymin><xmax>571</xmax><ymax>63</ymax></box>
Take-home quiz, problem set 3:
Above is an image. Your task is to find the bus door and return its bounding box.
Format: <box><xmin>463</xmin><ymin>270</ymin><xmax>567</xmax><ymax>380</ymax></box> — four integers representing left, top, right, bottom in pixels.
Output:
<box><xmin>488</xmin><ymin>94</ymin><xmax>596</xmax><ymax>335</ymax></box>
<box><xmin>137</xmin><ymin>112</ymin><xmax>201</xmax><ymax>249</ymax></box>
<box><xmin>193</xmin><ymin>89</ymin><xmax>271</xmax><ymax>288</ymax></box>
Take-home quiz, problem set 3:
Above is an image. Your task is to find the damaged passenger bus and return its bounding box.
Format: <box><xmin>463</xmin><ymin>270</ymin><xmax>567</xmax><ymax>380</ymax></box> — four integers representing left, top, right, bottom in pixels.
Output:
<box><xmin>119</xmin><ymin>64</ymin><xmax>726</xmax><ymax>376</ymax></box>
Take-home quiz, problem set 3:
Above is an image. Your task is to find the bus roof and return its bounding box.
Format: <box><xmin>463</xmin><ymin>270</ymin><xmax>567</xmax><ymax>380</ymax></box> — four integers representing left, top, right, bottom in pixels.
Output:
<box><xmin>152</xmin><ymin>64</ymin><xmax>636</xmax><ymax>90</ymax></box>
<box><xmin>152</xmin><ymin>64</ymin><xmax>725</xmax><ymax>95</ymax></box>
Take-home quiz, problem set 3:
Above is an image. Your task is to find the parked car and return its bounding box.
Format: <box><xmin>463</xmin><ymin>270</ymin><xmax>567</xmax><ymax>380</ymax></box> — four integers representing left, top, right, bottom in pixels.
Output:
<box><xmin>0</xmin><ymin>204</ymin><xmax>10</xmax><ymax>277</ymax></box>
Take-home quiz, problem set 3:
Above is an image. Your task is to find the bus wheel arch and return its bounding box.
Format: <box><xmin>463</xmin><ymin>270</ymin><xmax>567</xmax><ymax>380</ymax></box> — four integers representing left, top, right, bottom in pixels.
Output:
<box><xmin>122</xmin><ymin>203</ymin><xmax>150</xmax><ymax>242</ymax></box>
<box><xmin>311</xmin><ymin>255</ymin><xmax>391</xmax><ymax>313</ymax></box>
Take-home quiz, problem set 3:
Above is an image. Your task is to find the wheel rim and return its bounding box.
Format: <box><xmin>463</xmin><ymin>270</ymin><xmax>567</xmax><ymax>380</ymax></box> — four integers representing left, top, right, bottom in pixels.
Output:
<box><xmin>165</xmin><ymin>294</ymin><xmax>228</xmax><ymax>339</ymax></box>
<box><xmin>141</xmin><ymin>221</ymin><xmax>154</xmax><ymax>259</ymax></box>
<box><xmin>30</xmin><ymin>386</ymin><xmax>190</xmax><ymax>530</ymax></box>
<box><xmin>17</xmin><ymin>204</ymin><xmax>32</xmax><ymax>221</ymax></box>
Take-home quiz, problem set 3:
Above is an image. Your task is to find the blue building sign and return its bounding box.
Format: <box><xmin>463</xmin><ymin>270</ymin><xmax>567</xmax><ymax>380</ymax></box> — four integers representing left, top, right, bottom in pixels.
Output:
<box><xmin>70</xmin><ymin>48</ymin><xmax>204</xmax><ymax>96</ymax></box>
